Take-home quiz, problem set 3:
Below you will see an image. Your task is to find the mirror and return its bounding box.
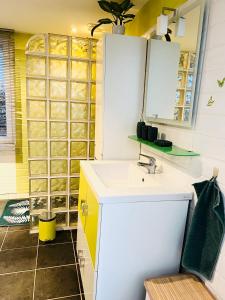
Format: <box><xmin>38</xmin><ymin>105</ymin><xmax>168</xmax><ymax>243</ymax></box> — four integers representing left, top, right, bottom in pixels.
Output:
<box><xmin>144</xmin><ymin>0</ymin><xmax>208</xmax><ymax>127</ymax></box>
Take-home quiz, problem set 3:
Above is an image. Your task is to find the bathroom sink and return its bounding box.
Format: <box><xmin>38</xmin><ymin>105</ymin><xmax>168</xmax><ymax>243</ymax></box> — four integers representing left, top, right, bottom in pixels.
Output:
<box><xmin>92</xmin><ymin>161</ymin><xmax>160</xmax><ymax>188</ymax></box>
<box><xmin>80</xmin><ymin>160</ymin><xmax>192</xmax><ymax>203</ymax></box>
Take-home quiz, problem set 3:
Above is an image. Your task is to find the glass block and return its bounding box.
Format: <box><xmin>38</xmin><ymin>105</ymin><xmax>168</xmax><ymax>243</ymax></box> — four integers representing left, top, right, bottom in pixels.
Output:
<box><xmin>50</xmin><ymin>122</ymin><xmax>67</xmax><ymax>139</ymax></box>
<box><xmin>91</xmin><ymin>63</ymin><xmax>96</xmax><ymax>81</ymax></box>
<box><xmin>56</xmin><ymin>212</ymin><xmax>67</xmax><ymax>227</ymax></box>
<box><xmin>51</xmin><ymin>141</ymin><xmax>68</xmax><ymax>157</ymax></box>
<box><xmin>90</xmin><ymin>104</ymin><xmax>95</xmax><ymax>121</ymax></box>
<box><xmin>72</xmin><ymin>38</ymin><xmax>89</xmax><ymax>58</ymax></box>
<box><xmin>27</xmin><ymin>100</ymin><xmax>46</xmax><ymax>119</ymax></box>
<box><xmin>27</xmin><ymin>79</ymin><xmax>46</xmax><ymax>98</ymax></box>
<box><xmin>91</xmin><ymin>83</ymin><xmax>96</xmax><ymax>102</ymax></box>
<box><xmin>90</xmin><ymin>123</ymin><xmax>95</xmax><ymax>140</ymax></box>
<box><xmin>71</xmin><ymin>141</ymin><xmax>87</xmax><ymax>157</ymax></box>
<box><xmin>89</xmin><ymin>141</ymin><xmax>95</xmax><ymax>158</ymax></box>
<box><xmin>27</xmin><ymin>56</ymin><xmax>46</xmax><ymax>76</ymax></box>
<box><xmin>28</xmin><ymin>121</ymin><xmax>47</xmax><ymax>139</ymax></box>
<box><xmin>50</xmin><ymin>160</ymin><xmax>67</xmax><ymax>175</ymax></box>
<box><xmin>91</xmin><ymin>40</ymin><xmax>97</xmax><ymax>59</ymax></box>
<box><xmin>27</xmin><ymin>35</ymin><xmax>45</xmax><ymax>53</ymax></box>
<box><xmin>30</xmin><ymin>196</ymin><xmax>48</xmax><ymax>211</ymax></box>
<box><xmin>70</xmin><ymin>177</ymin><xmax>79</xmax><ymax>192</ymax></box>
<box><xmin>49</xmin><ymin>59</ymin><xmax>67</xmax><ymax>78</ymax></box>
<box><xmin>30</xmin><ymin>178</ymin><xmax>48</xmax><ymax>194</ymax></box>
<box><xmin>69</xmin><ymin>212</ymin><xmax>78</xmax><ymax>226</ymax></box>
<box><xmin>70</xmin><ymin>160</ymin><xmax>80</xmax><ymax>174</ymax></box>
<box><xmin>50</xmin><ymin>102</ymin><xmax>67</xmax><ymax>120</ymax></box>
<box><xmin>71</xmin><ymin>61</ymin><xmax>88</xmax><ymax>81</ymax></box>
<box><xmin>50</xmin><ymin>80</ymin><xmax>67</xmax><ymax>99</ymax></box>
<box><xmin>51</xmin><ymin>195</ymin><xmax>67</xmax><ymax>210</ymax></box>
<box><xmin>29</xmin><ymin>141</ymin><xmax>47</xmax><ymax>158</ymax></box>
<box><xmin>49</xmin><ymin>35</ymin><xmax>68</xmax><ymax>56</ymax></box>
<box><xmin>71</xmin><ymin>123</ymin><xmax>88</xmax><ymax>139</ymax></box>
<box><xmin>30</xmin><ymin>214</ymin><xmax>39</xmax><ymax>229</ymax></box>
<box><xmin>71</xmin><ymin>82</ymin><xmax>87</xmax><ymax>101</ymax></box>
<box><xmin>51</xmin><ymin>178</ymin><xmax>67</xmax><ymax>193</ymax></box>
<box><xmin>29</xmin><ymin>160</ymin><xmax>47</xmax><ymax>176</ymax></box>
<box><xmin>69</xmin><ymin>194</ymin><xmax>78</xmax><ymax>209</ymax></box>
<box><xmin>70</xmin><ymin>103</ymin><xmax>88</xmax><ymax>121</ymax></box>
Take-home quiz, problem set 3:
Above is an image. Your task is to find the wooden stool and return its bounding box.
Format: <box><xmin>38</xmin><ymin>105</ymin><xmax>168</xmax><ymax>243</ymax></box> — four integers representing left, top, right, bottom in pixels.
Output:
<box><xmin>144</xmin><ymin>274</ymin><xmax>216</xmax><ymax>300</ymax></box>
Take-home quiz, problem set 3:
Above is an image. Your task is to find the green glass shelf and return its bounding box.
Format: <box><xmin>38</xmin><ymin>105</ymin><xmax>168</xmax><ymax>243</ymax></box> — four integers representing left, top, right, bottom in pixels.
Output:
<box><xmin>129</xmin><ymin>135</ymin><xmax>200</xmax><ymax>157</ymax></box>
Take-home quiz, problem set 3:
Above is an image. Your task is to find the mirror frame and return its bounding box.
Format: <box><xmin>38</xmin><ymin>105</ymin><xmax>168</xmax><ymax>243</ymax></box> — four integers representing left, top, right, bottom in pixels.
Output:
<box><xmin>143</xmin><ymin>0</ymin><xmax>210</xmax><ymax>128</ymax></box>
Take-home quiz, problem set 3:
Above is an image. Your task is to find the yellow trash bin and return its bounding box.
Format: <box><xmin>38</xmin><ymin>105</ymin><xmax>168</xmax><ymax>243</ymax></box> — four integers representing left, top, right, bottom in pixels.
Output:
<box><xmin>39</xmin><ymin>212</ymin><xmax>56</xmax><ymax>242</ymax></box>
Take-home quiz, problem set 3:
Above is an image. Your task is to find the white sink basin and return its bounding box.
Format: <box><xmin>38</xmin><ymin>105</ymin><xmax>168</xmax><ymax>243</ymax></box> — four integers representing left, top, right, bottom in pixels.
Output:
<box><xmin>92</xmin><ymin>161</ymin><xmax>160</xmax><ymax>188</ymax></box>
<box><xmin>80</xmin><ymin>160</ymin><xmax>193</xmax><ymax>203</ymax></box>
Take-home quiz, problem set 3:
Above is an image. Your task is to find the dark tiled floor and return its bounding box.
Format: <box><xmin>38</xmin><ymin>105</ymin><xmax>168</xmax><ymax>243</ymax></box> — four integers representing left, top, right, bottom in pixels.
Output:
<box><xmin>0</xmin><ymin>226</ymin><xmax>84</xmax><ymax>300</ymax></box>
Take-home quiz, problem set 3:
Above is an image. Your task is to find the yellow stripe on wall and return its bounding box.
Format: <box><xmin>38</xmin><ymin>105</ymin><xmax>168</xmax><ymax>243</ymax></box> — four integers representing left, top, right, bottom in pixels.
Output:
<box><xmin>14</xmin><ymin>32</ymin><xmax>32</xmax><ymax>194</ymax></box>
<box><xmin>126</xmin><ymin>0</ymin><xmax>187</xmax><ymax>37</ymax></box>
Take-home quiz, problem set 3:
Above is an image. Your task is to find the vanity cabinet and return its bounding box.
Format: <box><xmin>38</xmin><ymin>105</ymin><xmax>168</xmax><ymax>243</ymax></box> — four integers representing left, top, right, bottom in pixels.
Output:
<box><xmin>77</xmin><ymin>166</ymin><xmax>190</xmax><ymax>300</ymax></box>
<box><xmin>95</xmin><ymin>34</ymin><xmax>147</xmax><ymax>160</ymax></box>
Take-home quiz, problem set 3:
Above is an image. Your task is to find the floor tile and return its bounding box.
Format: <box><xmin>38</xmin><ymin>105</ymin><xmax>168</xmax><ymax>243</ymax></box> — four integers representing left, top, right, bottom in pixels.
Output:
<box><xmin>71</xmin><ymin>229</ymin><xmax>77</xmax><ymax>242</ymax></box>
<box><xmin>0</xmin><ymin>232</ymin><xmax>5</xmax><ymax>247</ymax></box>
<box><xmin>8</xmin><ymin>224</ymin><xmax>30</xmax><ymax>231</ymax></box>
<box><xmin>39</xmin><ymin>230</ymin><xmax>72</xmax><ymax>245</ymax></box>
<box><xmin>0</xmin><ymin>247</ymin><xmax>37</xmax><ymax>274</ymax></box>
<box><xmin>37</xmin><ymin>243</ymin><xmax>75</xmax><ymax>268</ymax></box>
<box><xmin>59</xmin><ymin>296</ymin><xmax>81</xmax><ymax>299</ymax></box>
<box><xmin>0</xmin><ymin>270</ymin><xmax>34</xmax><ymax>299</ymax></box>
<box><xmin>0</xmin><ymin>226</ymin><xmax>8</xmax><ymax>232</ymax></box>
<box><xmin>34</xmin><ymin>265</ymin><xmax>80</xmax><ymax>299</ymax></box>
<box><xmin>2</xmin><ymin>230</ymin><xmax>38</xmax><ymax>250</ymax></box>
<box><xmin>76</xmin><ymin>265</ymin><xmax>84</xmax><ymax>294</ymax></box>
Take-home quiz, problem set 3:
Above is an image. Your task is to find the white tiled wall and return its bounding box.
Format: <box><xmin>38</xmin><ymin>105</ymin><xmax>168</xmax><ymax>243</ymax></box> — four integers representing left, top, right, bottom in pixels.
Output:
<box><xmin>144</xmin><ymin>0</ymin><xmax>225</xmax><ymax>298</ymax></box>
<box><xmin>0</xmin><ymin>150</ymin><xmax>16</xmax><ymax>196</ymax></box>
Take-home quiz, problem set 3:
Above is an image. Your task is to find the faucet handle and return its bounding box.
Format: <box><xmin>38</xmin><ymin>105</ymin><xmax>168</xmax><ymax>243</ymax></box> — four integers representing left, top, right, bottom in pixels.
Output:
<box><xmin>139</xmin><ymin>153</ymin><xmax>156</xmax><ymax>165</ymax></box>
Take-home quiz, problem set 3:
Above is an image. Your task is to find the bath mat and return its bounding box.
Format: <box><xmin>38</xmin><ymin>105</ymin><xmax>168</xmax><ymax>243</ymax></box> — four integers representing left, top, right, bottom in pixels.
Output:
<box><xmin>0</xmin><ymin>199</ymin><xmax>30</xmax><ymax>226</ymax></box>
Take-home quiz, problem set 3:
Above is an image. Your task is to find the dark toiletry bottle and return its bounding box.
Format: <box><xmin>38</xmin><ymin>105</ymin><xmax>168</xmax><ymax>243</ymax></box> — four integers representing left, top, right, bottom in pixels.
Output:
<box><xmin>137</xmin><ymin>121</ymin><xmax>145</xmax><ymax>138</ymax></box>
<box><xmin>148</xmin><ymin>126</ymin><xmax>158</xmax><ymax>142</ymax></box>
<box><xmin>141</xmin><ymin>124</ymin><xmax>148</xmax><ymax>140</ymax></box>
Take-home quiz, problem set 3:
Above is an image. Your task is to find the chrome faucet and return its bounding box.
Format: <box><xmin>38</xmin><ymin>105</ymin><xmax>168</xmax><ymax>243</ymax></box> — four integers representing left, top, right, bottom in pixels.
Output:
<box><xmin>137</xmin><ymin>153</ymin><xmax>157</xmax><ymax>174</ymax></box>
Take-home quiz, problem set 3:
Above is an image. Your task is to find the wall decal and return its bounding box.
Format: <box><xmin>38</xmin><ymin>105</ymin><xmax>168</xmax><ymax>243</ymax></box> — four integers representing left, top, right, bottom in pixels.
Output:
<box><xmin>207</xmin><ymin>96</ymin><xmax>215</xmax><ymax>106</ymax></box>
<box><xmin>217</xmin><ymin>77</ymin><xmax>225</xmax><ymax>88</ymax></box>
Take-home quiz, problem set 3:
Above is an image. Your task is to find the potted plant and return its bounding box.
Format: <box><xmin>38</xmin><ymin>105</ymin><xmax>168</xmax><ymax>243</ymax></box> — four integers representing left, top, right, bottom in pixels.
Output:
<box><xmin>91</xmin><ymin>0</ymin><xmax>135</xmax><ymax>36</ymax></box>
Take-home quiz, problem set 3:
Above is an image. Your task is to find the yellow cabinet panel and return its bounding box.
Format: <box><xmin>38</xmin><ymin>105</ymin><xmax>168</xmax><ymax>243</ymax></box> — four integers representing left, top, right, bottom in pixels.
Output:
<box><xmin>85</xmin><ymin>185</ymin><xmax>99</xmax><ymax>267</ymax></box>
<box><xmin>78</xmin><ymin>170</ymin><xmax>88</xmax><ymax>230</ymax></box>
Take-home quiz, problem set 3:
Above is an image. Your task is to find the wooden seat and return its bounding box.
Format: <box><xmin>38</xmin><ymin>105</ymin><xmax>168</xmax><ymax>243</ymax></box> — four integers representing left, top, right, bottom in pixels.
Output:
<box><xmin>144</xmin><ymin>274</ymin><xmax>216</xmax><ymax>300</ymax></box>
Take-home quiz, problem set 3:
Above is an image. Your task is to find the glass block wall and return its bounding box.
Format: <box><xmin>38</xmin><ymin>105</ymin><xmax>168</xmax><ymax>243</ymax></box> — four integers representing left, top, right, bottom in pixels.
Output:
<box><xmin>26</xmin><ymin>34</ymin><xmax>96</xmax><ymax>231</ymax></box>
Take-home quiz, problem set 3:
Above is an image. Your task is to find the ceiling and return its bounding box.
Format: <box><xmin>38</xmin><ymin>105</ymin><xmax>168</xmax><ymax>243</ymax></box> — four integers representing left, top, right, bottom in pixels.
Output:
<box><xmin>0</xmin><ymin>0</ymin><xmax>148</xmax><ymax>37</ymax></box>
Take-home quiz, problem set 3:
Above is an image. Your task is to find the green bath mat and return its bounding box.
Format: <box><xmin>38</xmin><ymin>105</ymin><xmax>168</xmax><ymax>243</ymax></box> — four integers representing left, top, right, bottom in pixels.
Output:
<box><xmin>0</xmin><ymin>199</ymin><xmax>30</xmax><ymax>226</ymax></box>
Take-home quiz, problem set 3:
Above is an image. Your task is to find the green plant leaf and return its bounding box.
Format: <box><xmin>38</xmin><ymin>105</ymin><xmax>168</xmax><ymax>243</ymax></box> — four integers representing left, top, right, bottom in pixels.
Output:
<box><xmin>110</xmin><ymin>1</ymin><xmax>123</xmax><ymax>13</ymax></box>
<box><xmin>98</xmin><ymin>1</ymin><xmax>113</xmax><ymax>13</ymax></box>
<box><xmin>123</xmin><ymin>2</ymin><xmax>134</xmax><ymax>13</ymax></box>
<box><xmin>97</xmin><ymin>18</ymin><xmax>113</xmax><ymax>23</ymax></box>
<box><xmin>91</xmin><ymin>18</ymin><xmax>113</xmax><ymax>36</ymax></box>
<box><xmin>123</xmin><ymin>19</ymin><xmax>133</xmax><ymax>23</ymax></box>
<box><xmin>123</xmin><ymin>13</ymin><xmax>135</xmax><ymax>19</ymax></box>
<box><xmin>120</xmin><ymin>0</ymin><xmax>131</xmax><ymax>11</ymax></box>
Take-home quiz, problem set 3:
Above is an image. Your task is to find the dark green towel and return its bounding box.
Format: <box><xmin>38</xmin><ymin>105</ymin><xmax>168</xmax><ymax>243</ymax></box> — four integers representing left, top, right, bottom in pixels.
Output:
<box><xmin>182</xmin><ymin>177</ymin><xmax>225</xmax><ymax>280</ymax></box>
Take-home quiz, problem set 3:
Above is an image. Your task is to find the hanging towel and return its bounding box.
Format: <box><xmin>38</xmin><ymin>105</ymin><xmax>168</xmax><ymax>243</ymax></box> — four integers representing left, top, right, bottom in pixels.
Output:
<box><xmin>182</xmin><ymin>177</ymin><xmax>225</xmax><ymax>280</ymax></box>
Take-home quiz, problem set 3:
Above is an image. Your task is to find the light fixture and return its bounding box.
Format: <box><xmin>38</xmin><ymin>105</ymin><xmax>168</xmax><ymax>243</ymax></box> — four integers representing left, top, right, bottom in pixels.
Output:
<box><xmin>156</xmin><ymin>14</ymin><xmax>168</xmax><ymax>36</ymax></box>
<box><xmin>175</xmin><ymin>17</ymin><xmax>185</xmax><ymax>37</ymax></box>
<box><xmin>71</xmin><ymin>26</ymin><xmax>77</xmax><ymax>34</ymax></box>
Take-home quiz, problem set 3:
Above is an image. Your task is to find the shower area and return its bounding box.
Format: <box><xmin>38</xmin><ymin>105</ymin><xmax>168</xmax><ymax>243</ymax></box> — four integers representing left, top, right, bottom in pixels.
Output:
<box><xmin>26</xmin><ymin>33</ymin><xmax>96</xmax><ymax>232</ymax></box>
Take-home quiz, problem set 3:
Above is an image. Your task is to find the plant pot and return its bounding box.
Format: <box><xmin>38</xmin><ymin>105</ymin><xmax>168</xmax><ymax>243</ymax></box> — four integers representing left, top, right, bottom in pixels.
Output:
<box><xmin>112</xmin><ymin>24</ymin><xmax>125</xmax><ymax>35</ymax></box>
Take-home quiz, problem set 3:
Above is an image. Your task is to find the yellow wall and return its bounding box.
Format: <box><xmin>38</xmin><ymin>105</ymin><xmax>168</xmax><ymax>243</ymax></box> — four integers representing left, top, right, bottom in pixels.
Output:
<box><xmin>14</xmin><ymin>32</ymin><xmax>32</xmax><ymax>194</ymax></box>
<box><xmin>126</xmin><ymin>0</ymin><xmax>187</xmax><ymax>37</ymax></box>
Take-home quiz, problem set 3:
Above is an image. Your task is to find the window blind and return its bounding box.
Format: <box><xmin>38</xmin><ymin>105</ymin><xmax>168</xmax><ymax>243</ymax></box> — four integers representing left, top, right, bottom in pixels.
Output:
<box><xmin>0</xmin><ymin>29</ymin><xmax>15</xmax><ymax>143</ymax></box>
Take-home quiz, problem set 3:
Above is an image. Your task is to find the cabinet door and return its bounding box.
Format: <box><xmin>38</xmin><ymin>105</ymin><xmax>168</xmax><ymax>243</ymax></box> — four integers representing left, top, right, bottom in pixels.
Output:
<box><xmin>85</xmin><ymin>185</ymin><xmax>99</xmax><ymax>267</ymax></box>
<box><xmin>78</xmin><ymin>170</ymin><xmax>88</xmax><ymax>230</ymax></box>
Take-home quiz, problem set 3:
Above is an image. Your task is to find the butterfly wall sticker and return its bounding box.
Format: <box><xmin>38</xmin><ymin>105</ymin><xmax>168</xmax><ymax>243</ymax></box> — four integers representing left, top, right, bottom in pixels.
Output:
<box><xmin>217</xmin><ymin>77</ymin><xmax>225</xmax><ymax>88</ymax></box>
<box><xmin>207</xmin><ymin>96</ymin><xmax>215</xmax><ymax>106</ymax></box>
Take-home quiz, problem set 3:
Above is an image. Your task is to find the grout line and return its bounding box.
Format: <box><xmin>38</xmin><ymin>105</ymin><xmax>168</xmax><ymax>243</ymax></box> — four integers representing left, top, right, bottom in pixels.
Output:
<box><xmin>32</xmin><ymin>238</ymin><xmax>39</xmax><ymax>300</ymax></box>
<box><xmin>36</xmin><ymin>263</ymin><xmax>77</xmax><ymax>271</ymax></box>
<box><xmin>6</xmin><ymin>228</ymin><xmax>30</xmax><ymax>233</ymax></box>
<box><xmin>39</xmin><ymin>241</ymin><xmax>73</xmax><ymax>247</ymax></box>
<box><xmin>0</xmin><ymin>269</ymin><xmax>35</xmax><ymax>276</ymax></box>
<box><xmin>1</xmin><ymin>245</ymin><xmax>38</xmax><ymax>252</ymax></box>
<box><xmin>71</xmin><ymin>230</ymin><xmax>82</xmax><ymax>296</ymax></box>
<box><xmin>0</xmin><ymin>227</ymin><xmax>9</xmax><ymax>251</ymax></box>
<box><xmin>47</xmin><ymin>293</ymin><xmax>82</xmax><ymax>300</ymax></box>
